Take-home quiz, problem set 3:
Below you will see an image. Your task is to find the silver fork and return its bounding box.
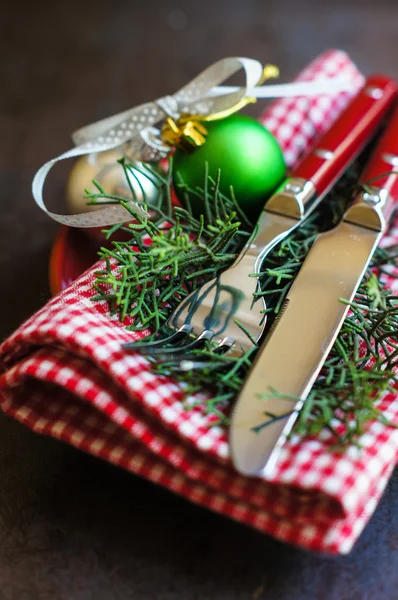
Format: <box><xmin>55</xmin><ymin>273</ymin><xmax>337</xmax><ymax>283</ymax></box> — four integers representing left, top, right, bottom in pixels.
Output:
<box><xmin>123</xmin><ymin>78</ymin><xmax>389</xmax><ymax>363</ymax></box>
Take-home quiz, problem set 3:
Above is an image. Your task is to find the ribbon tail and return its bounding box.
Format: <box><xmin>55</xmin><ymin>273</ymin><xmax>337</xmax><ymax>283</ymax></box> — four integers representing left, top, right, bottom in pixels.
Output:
<box><xmin>211</xmin><ymin>75</ymin><xmax>361</xmax><ymax>99</ymax></box>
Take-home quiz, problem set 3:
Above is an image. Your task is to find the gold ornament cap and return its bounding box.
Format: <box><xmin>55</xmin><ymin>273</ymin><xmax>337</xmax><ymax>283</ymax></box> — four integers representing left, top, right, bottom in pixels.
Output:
<box><xmin>161</xmin><ymin>116</ymin><xmax>209</xmax><ymax>152</ymax></box>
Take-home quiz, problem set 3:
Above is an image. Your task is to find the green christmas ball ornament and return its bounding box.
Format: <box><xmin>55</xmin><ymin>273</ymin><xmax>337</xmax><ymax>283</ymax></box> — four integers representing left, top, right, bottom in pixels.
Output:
<box><xmin>172</xmin><ymin>114</ymin><xmax>286</xmax><ymax>219</ymax></box>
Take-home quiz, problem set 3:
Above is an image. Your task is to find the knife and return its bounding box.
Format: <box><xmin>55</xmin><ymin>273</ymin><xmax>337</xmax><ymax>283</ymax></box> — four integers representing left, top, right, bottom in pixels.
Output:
<box><xmin>230</xmin><ymin>96</ymin><xmax>398</xmax><ymax>477</ymax></box>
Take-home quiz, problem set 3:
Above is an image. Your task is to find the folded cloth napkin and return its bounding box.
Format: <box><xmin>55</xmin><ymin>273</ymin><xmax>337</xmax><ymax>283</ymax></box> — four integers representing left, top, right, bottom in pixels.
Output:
<box><xmin>2</xmin><ymin>50</ymin><xmax>395</xmax><ymax>556</ymax></box>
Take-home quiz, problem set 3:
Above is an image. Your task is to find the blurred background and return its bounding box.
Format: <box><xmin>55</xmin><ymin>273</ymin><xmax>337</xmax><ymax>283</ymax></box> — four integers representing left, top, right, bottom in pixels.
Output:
<box><xmin>0</xmin><ymin>1</ymin><xmax>397</xmax><ymax>598</ymax></box>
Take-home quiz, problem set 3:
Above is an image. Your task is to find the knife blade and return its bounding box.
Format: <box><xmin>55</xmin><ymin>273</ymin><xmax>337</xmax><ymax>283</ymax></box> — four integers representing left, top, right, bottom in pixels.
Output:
<box><xmin>230</xmin><ymin>98</ymin><xmax>398</xmax><ymax>477</ymax></box>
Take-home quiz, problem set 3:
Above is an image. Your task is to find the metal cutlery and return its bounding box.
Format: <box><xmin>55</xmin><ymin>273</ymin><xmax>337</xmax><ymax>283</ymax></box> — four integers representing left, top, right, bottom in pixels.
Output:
<box><xmin>124</xmin><ymin>75</ymin><xmax>397</xmax><ymax>361</ymax></box>
<box><xmin>230</xmin><ymin>95</ymin><xmax>398</xmax><ymax>478</ymax></box>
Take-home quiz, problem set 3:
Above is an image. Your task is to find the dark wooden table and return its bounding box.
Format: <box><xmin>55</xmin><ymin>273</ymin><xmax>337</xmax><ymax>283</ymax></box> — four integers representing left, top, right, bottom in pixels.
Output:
<box><xmin>1</xmin><ymin>1</ymin><xmax>397</xmax><ymax>598</ymax></box>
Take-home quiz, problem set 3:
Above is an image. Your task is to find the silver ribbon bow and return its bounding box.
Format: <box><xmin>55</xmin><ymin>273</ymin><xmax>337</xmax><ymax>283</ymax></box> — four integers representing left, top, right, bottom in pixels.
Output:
<box><xmin>32</xmin><ymin>57</ymin><xmax>356</xmax><ymax>228</ymax></box>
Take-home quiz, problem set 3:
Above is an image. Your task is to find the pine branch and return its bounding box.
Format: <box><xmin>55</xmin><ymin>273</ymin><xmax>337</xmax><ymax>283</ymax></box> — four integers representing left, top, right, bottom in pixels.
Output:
<box><xmin>89</xmin><ymin>162</ymin><xmax>252</xmax><ymax>332</ymax></box>
<box><xmin>90</xmin><ymin>157</ymin><xmax>398</xmax><ymax>446</ymax></box>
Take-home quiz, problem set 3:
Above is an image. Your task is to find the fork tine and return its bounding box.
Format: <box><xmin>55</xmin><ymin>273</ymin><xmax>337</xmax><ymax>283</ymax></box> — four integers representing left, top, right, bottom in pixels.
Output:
<box><xmin>177</xmin><ymin>337</ymin><xmax>237</xmax><ymax>371</ymax></box>
<box><xmin>123</xmin><ymin>324</ymin><xmax>193</xmax><ymax>351</ymax></box>
<box><xmin>178</xmin><ymin>358</ymin><xmax>230</xmax><ymax>372</ymax></box>
<box><xmin>147</xmin><ymin>333</ymin><xmax>238</xmax><ymax>369</ymax></box>
<box><xmin>141</xmin><ymin>329</ymin><xmax>215</xmax><ymax>358</ymax></box>
<box><xmin>214</xmin><ymin>336</ymin><xmax>235</xmax><ymax>354</ymax></box>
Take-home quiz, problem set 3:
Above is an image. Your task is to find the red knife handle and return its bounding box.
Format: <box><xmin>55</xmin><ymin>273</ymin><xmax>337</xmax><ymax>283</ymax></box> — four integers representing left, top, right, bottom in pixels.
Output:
<box><xmin>347</xmin><ymin>103</ymin><xmax>398</xmax><ymax>228</ymax></box>
<box><xmin>293</xmin><ymin>75</ymin><xmax>397</xmax><ymax>198</ymax></box>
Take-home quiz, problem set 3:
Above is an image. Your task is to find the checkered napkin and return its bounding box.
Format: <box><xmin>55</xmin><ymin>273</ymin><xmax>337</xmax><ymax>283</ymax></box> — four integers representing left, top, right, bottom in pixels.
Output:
<box><xmin>2</xmin><ymin>50</ymin><xmax>396</xmax><ymax>555</ymax></box>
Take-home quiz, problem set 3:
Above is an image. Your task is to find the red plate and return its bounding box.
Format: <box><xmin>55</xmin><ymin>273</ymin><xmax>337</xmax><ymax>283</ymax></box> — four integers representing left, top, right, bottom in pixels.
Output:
<box><xmin>49</xmin><ymin>227</ymin><xmax>102</xmax><ymax>296</ymax></box>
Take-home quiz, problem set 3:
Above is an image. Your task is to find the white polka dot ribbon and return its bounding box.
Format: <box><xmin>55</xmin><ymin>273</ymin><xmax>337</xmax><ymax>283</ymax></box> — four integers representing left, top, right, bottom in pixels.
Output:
<box><xmin>32</xmin><ymin>57</ymin><xmax>356</xmax><ymax>228</ymax></box>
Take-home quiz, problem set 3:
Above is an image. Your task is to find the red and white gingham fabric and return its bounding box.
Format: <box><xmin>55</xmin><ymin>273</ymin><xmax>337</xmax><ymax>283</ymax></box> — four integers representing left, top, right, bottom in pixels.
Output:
<box><xmin>1</xmin><ymin>50</ymin><xmax>397</xmax><ymax>555</ymax></box>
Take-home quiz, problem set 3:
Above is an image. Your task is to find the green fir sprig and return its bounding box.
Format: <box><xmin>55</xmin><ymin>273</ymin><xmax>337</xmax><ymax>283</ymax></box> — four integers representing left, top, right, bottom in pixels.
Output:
<box><xmin>89</xmin><ymin>159</ymin><xmax>251</xmax><ymax>333</ymax></box>
<box><xmin>88</xmin><ymin>157</ymin><xmax>398</xmax><ymax>445</ymax></box>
